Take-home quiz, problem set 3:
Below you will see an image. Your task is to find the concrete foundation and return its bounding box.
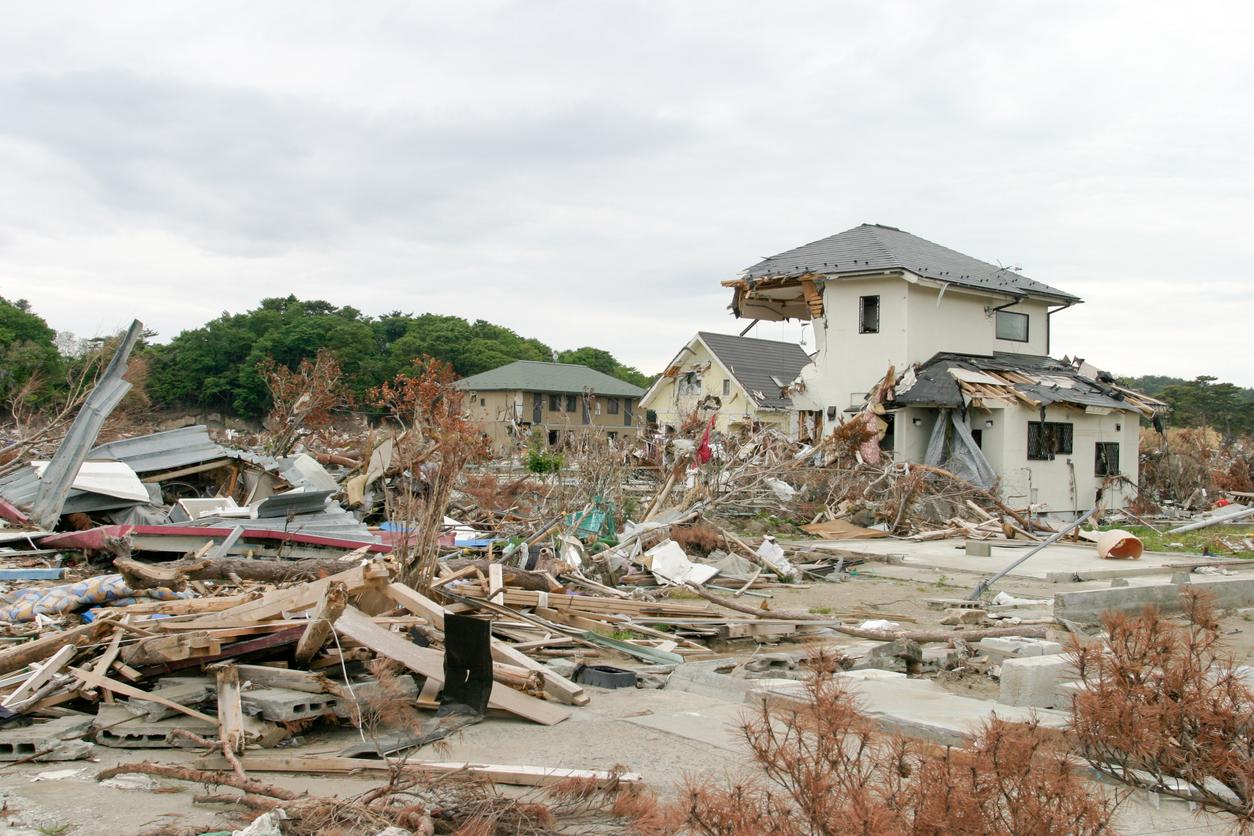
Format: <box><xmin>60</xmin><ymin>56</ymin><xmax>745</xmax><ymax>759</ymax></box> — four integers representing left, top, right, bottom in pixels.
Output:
<box><xmin>998</xmin><ymin>654</ymin><xmax>1075</xmax><ymax>708</ymax></box>
<box><xmin>747</xmin><ymin>670</ymin><xmax>1068</xmax><ymax>746</ymax></box>
<box><xmin>95</xmin><ymin>704</ymin><xmax>217</xmax><ymax>749</ymax></box>
<box><xmin>1054</xmin><ymin>575</ymin><xmax>1254</xmax><ymax>623</ymax></box>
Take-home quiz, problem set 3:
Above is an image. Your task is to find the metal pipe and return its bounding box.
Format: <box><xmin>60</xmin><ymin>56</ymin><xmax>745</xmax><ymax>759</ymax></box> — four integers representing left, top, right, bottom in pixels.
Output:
<box><xmin>967</xmin><ymin>505</ymin><xmax>1100</xmax><ymax>600</ymax></box>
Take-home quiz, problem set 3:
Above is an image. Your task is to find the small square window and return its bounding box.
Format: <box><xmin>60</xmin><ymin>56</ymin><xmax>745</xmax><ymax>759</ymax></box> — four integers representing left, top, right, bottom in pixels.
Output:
<box><xmin>996</xmin><ymin>310</ymin><xmax>1029</xmax><ymax>342</ymax></box>
<box><xmin>1095</xmin><ymin>442</ymin><xmax>1120</xmax><ymax>476</ymax></box>
<box><xmin>859</xmin><ymin>295</ymin><xmax>880</xmax><ymax>334</ymax></box>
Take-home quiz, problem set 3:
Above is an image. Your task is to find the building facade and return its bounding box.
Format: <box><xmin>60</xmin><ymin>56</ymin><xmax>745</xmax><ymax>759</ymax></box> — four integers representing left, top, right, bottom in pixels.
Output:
<box><xmin>455</xmin><ymin>360</ymin><xmax>645</xmax><ymax>454</ymax></box>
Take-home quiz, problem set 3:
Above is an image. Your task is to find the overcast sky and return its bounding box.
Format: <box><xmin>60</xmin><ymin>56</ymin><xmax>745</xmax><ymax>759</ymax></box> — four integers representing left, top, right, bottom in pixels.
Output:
<box><xmin>1</xmin><ymin>2</ymin><xmax>1251</xmax><ymax>385</ymax></box>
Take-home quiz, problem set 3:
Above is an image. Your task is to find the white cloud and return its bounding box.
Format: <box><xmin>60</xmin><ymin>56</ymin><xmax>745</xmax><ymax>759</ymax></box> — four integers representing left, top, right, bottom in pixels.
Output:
<box><xmin>0</xmin><ymin>0</ymin><xmax>1251</xmax><ymax>384</ymax></box>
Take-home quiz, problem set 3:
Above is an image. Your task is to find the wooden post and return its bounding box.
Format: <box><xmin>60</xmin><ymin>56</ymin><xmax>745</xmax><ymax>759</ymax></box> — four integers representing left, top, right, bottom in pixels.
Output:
<box><xmin>294</xmin><ymin>582</ymin><xmax>348</xmax><ymax>664</ymax></box>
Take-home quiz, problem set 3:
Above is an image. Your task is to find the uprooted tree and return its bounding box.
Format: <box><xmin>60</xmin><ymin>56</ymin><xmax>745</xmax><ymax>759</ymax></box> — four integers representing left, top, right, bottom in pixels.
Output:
<box><xmin>1070</xmin><ymin>589</ymin><xmax>1254</xmax><ymax>828</ymax></box>
<box><xmin>371</xmin><ymin>356</ymin><xmax>489</xmax><ymax>589</ymax></box>
<box><xmin>623</xmin><ymin>652</ymin><xmax>1119</xmax><ymax>835</ymax></box>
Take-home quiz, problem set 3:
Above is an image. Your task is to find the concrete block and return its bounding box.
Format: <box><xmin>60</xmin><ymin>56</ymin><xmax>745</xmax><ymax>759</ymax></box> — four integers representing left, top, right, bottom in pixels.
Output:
<box><xmin>242</xmin><ymin>687</ymin><xmax>337</xmax><ymax>722</ymax></box>
<box><xmin>978</xmin><ymin>636</ymin><xmax>1063</xmax><ymax>662</ymax></box>
<box><xmin>123</xmin><ymin>675</ymin><xmax>214</xmax><ymax>722</ymax></box>
<box><xmin>998</xmin><ymin>654</ymin><xmax>1075</xmax><ymax>708</ymax></box>
<box><xmin>965</xmin><ymin>540</ymin><xmax>991</xmax><ymax>557</ymax></box>
<box><xmin>95</xmin><ymin>704</ymin><xmax>217</xmax><ymax>749</ymax></box>
<box><xmin>0</xmin><ymin>716</ymin><xmax>93</xmax><ymax>761</ymax></box>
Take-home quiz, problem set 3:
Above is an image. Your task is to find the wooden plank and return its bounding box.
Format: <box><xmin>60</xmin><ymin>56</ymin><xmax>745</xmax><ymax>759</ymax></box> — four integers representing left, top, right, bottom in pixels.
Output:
<box><xmin>91</xmin><ymin>627</ymin><xmax>125</xmax><ymax>704</ymax></box>
<box><xmin>233</xmin><ymin>664</ymin><xmax>329</xmax><ymax>695</ymax></box>
<box><xmin>216</xmin><ymin>665</ymin><xmax>245</xmax><ymax>754</ymax></box>
<box><xmin>197</xmin><ymin>754</ymin><xmax>641</xmax><ymax>787</ymax></box>
<box><xmin>333</xmin><ymin>607</ymin><xmax>569</xmax><ymax>726</ymax></box>
<box><xmin>181</xmin><ymin>563</ymin><xmax>381</xmax><ymax>629</ymax></box>
<box><xmin>68</xmin><ymin>666</ymin><xmax>216</xmax><ymax>724</ymax></box>
<box><xmin>294</xmin><ymin>581</ymin><xmax>348</xmax><ymax>664</ymax></box>
<box><xmin>1</xmin><ymin>645</ymin><xmax>77</xmax><ymax>708</ymax></box>
<box><xmin>387</xmin><ymin>582</ymin><xmax>587</xmax><ymax>706</ymax></box>
<box><xmin>0</xmin><ymin>620</ymin><xmax>108</xmax><ymax>677</ymax></box>
<box><xmin>488</xmin><ymin>563</ymin><xmax>505</xmax><ymax>605</ymax></box>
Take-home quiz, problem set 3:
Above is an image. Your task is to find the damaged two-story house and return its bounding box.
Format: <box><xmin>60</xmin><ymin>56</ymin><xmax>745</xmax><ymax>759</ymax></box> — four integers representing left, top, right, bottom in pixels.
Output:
<box><xmin>723</xmin><ymin>223</ymin><xmax>1164</xmax><ymax>515</ymax></box>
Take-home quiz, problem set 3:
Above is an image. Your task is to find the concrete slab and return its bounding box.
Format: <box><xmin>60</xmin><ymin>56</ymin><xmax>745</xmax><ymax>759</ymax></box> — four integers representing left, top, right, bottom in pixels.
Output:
<box><xmin>624</xmin><ymin>700</ymin><xmax>752</xmax><ymax>752</ymax></box>
<box><xmin>95</xmin><ymin>704</ymin><xmax>217</xmax><ymax>749</ymax></box>
<box><xmin>747</xmin><ymin>670</ymin><xmax>1068</xmax><ymax>747</ymax></box>
<box><xmin>797</xmin><ymin>537</ymin><xmax>1247</xmax><ymax>583</ymax></box>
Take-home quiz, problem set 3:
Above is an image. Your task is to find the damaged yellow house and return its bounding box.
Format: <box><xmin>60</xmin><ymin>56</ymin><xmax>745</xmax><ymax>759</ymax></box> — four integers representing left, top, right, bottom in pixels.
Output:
<box><xmin>639</xmin><ymin>331</ymin><xmax>812</xmax><ymax>437</ymax></box>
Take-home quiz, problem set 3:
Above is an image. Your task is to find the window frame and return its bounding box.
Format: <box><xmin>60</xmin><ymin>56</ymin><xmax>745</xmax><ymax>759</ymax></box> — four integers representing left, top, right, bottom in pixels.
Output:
<box><xmin>1027</xmin><ymin>421</ymin><xmax>1074</xmax><ymax>460</ymax></box>
<box><xmin>859</xmin><ymin>295</ymin><xmax>880</xmax><ymax>334</ymax></box>
<box><xmin>565</xmin><ymin>394</ymin><xmax>577</xmax><ymax>412</ymax></box>
<box><xmin>996</xmin><ymin>310</ymin><xmax>1030</xmax><ymax>342</ymax></box>
<box><xmin>1095</xmin><ymin>441</ymin><xmax>1120</xmax><ymax>476</ymax></box>
<box><xmin>607</xmin><ymin>398</ymin><xmax>620</xmax><ymax>415</ymax></box>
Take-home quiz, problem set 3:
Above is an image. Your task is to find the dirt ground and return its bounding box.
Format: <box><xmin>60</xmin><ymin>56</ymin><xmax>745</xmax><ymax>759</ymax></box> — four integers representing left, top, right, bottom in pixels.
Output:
<box><xmin>0</xmin><ymin>557</ymin><xmax>1247</xmax><ymax>835</ymax></box>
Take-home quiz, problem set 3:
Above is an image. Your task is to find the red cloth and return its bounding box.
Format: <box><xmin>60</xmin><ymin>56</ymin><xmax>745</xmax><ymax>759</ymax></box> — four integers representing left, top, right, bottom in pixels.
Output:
<box><xmin>696</xmin><ymin>415</ymin><xmax>717</xmax><ymax>464</ymax></box>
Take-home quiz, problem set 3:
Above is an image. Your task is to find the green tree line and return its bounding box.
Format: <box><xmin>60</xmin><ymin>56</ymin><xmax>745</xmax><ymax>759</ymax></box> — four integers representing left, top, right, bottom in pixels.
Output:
<box><xmin>0</xmin><ymin>295</ymin><xmax>652</xmax><ymax>419</ymax></box>
<box><xmin>1120</xmin><ymin>374</ymin><xmax>1254</xmax><ymax>437</ymax></box>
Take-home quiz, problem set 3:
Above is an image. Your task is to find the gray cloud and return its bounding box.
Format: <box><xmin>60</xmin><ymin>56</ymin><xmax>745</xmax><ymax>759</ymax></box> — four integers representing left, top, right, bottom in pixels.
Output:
<box><xmin>0</xmin><ymin>1</ymin><xmax>1251</xmax><ymax>385</ymax></box>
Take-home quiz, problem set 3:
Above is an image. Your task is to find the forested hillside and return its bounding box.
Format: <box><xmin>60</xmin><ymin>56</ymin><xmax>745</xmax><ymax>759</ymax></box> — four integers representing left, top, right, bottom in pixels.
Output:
<box><xmin>1120</xmin><ymin>374</ymin><xmax>1254</xmax><ymax>436</ymax></box>
<box><xmin>2</xmin><ymin>295</ymin><xmax>652</xmax><ymax>419</ymax></box>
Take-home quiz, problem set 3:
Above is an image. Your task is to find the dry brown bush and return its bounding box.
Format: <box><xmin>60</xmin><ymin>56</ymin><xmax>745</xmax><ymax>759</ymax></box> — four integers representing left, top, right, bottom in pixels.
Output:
<box><xmin>259</xmin><ymin>348</ymin><xmax>346</xmax><ymax>457</ymax></box>
<box><xmin>626</xmin><ymin>652</ymin><xmax>1118</xmax><ymax>835</ymax></box>
<box><xmin>1071</xmin><ymin>589</ymin><xmax>1254</xmax><ymax>828</ymax></box>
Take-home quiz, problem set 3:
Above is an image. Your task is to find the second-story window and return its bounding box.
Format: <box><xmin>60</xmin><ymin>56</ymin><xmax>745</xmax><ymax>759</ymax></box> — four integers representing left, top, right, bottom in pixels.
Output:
<box><xmin>859</xmin><ymin>295</ymin><xmax>880</xmax><ymax>334</ymax></box>
<box><xmin>996</xmin><ymin>310</ymin><xmax>1029</xmax><ymax>342</ymax></box>
<box><xmin>566</xmin><ymin>394</ymin><xmax>577</xmax><ymax>412</ymax></box>
<box><xmin>607</xmin><ymin>398</ymin><xmax>620</xmax><ymax>414</ymax></box>
<box><xmin>549</xmin><ymin>394</ymin><xmax>560</xmax><ymax>411</ymax></box>
<box><xmin>722</xmin><ymin>378</ymin><xmax>731</xmax><ymax>397</ymax></box>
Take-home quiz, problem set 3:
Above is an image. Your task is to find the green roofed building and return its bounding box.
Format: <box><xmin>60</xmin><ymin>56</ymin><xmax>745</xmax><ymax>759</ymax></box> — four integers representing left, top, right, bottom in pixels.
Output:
<box><xmin>455</xmin><ymin>360</ymin><xmax>645</xmax><ymax>452</ymax></box>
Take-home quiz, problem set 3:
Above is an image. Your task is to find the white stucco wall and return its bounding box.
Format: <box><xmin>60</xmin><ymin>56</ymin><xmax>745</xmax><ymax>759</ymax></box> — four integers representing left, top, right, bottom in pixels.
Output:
<box><xmin>906</xmin><ymin>284</ymin><xmax>1050</xmax><ymax>360</ymax></box>
<box><xmin>994</xmin><ymin>405</ymin><xmax>1141</xmax><ymax>513</ymax></box>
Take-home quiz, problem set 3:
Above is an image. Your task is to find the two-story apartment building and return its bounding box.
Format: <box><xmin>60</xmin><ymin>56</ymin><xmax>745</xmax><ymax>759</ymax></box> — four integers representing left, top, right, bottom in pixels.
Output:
<box><xmin>455</xmin><ymin>360</ymin><xmax>644</xmax><ymax>454</ymax></box>
<box><xmin>723</xmin><ymin>223</ymin><xmax>1164</xmax><ymax>515</ymax></box>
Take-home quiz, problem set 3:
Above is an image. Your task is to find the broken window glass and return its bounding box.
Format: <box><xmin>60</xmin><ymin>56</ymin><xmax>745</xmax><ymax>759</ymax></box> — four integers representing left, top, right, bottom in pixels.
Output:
<box><xmin>1027</xmin><ymin>421</ymin><xmax>1074</xmax><ymax>460</ymax></box>
<box><xmin>859</xmin><ymin>295</ymin><xmax>880</xmax><ymax>334</ymax></box>
<box><xmin>1095</xmin><ymin>442</ymin><xmax>1120</xmax><ymax>476</ymax></box>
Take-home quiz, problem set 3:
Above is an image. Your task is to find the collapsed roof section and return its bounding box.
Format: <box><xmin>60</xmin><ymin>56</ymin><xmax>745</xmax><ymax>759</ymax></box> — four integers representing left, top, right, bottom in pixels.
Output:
<box><xmin>723</xmin><ymin>224</ymin><xmax>1081</xmax><ymax>322</ymax></box>
<box><xmin>890</xmin><ymin>352</ymin><xmax>1167</xmax><ymax>416</ymax></box>
<box><xmin>694</xmin><ymin>332</ymin><xmax>812</xmax><ymax>409</ymax></box>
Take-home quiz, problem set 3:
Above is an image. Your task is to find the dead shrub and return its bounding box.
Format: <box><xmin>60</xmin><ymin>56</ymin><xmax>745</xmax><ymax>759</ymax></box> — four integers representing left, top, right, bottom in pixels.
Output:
<box><xmin>259</xmin><ymin>348</ymin><xmax>346</xmax><ymax>457</ymax></box>
<box><xmin>1070</xmin><ymin>589</ymin><xmax>1254</xmax><ymax>827</ymax></box>
<box><xmin>631</xmin><ymin>651</ymin><xmax>1118</xmax><ymax>835</ymax></box>
<box><xmin>669</xmin><ymin>523</ymin><xmax>725</xmax><ymax>556</ymax></box>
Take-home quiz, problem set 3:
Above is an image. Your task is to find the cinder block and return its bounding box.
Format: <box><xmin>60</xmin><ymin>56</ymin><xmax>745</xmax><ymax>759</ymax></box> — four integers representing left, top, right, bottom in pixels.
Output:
<box><xmin>965</xmin><ymin>540</ymin><xmax>992</xmax><ymax>557</ymax></box>
<box><xmin>0</xmin><ymin>716</ymin><xmax>93</xmax><ymax>761</ymax></box>
<box><xmin>978</xmin><ymin>636</ymin><xmax>1063</xmax><ymax>662</ymax></box>
<box><xmin>95</xmin><ymin>704</ymin><xmax>217</xmax><ymax>749</ymax></box>
<box><xmin>123</xmin><ymin>675</ymin><xmax>214</xmax><ymax>722</ymax></box>
<box><xmin>998</xmin><ymin>654</ymin><xmax>1075</xmax><ymax>708</ymax></box>
<box><xmin>242</xmin><ymin>687</ymin><xmax>337</xmax><ymax>722</ymax></box>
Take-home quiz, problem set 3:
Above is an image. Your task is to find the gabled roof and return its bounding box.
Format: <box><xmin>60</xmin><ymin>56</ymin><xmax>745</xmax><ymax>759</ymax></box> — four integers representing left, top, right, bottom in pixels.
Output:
<box><xmin>454</xmin><ymin>360</ymin><xmax>644</xmax><ymax>397</ymax></box>
<box><xmin>891</xmin><ymin>352</ymin><xmax>1165</xmax><ymax>415</ymax></box>
<box><xmin>743</xmin><ymin>224</ymin><xmax>1080</xmax><ymax>302</ymax></box>
<box><xmin>697</xmin><ymin>331</ymin><xmax>812</xmax><ymax>409</ymax></box>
